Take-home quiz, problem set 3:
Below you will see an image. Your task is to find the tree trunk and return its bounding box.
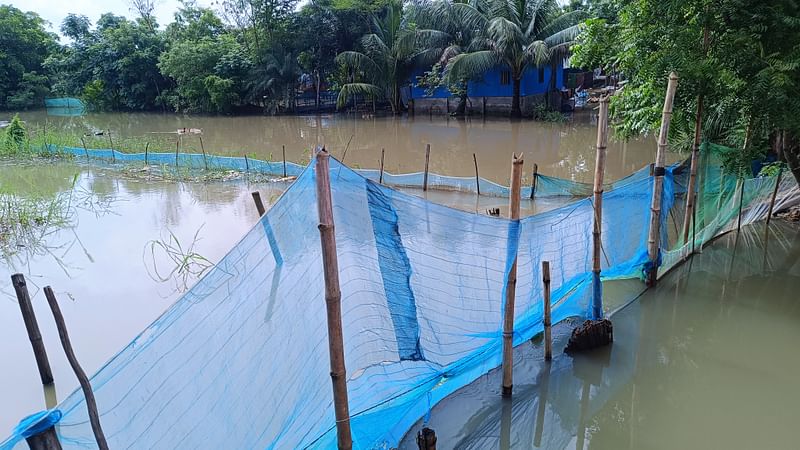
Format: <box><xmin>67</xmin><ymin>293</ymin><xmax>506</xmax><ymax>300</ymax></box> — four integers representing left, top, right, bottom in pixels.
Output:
<box><xmin>783</xmin><ymin>131</ymin><xmax>800</xmax><ymax>187</ymax></box>
<box><xmin>548</xmin><ymin>61</ymin><xmax>559</xmax><ymax>111</ymax></box>
<box><xmin>453</xmin><ymin>81</ymin><xmax>468</xmax><ymax>116</ymax></box>
<box><xmin>393</xmin><ymin>83</ymin><xmax>405</xmax><ymax>115</ymax></box>
<box><xmin>511</xmin><ymin>76</ymin><xmax>522</xmax><ymax>118</ymax></box>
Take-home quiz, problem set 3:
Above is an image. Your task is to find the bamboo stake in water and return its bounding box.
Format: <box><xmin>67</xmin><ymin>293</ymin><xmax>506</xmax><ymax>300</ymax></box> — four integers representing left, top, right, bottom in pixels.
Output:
<box><xmin>542</xmin><ymin>261</ymin><xmax>552</xmax><ymax>361</ymax></box>
<box><xmin>472</xmin><ymin>153</ymin><xmax>480</xmax><ymax>195</ymax></box>
<box><xmin>175</xmin><ymin>138</ymin><xmax>180</xmax><ymax>168</ymax></box>
<box><xmin>314</xmin><ymin>148</ymin><xmax>353</xmax><ymax>450</ymax></box>
<box><xmin>144</xmin><ymin>142</ymin><xmax>149</xmax><ymax>165</ymax></box>
<box><xmin>107</xmin><ymin>130</ymin><xmax>115</xmax><ymax>163</ymax></box>
<box><xmin>646</xmin><ymin>73</ymin><xmax>679</xmax><ymax>286</ymax></box>
<box><xmin>11</xmin><ymin>274</ymin><xmax>54</xmax><ymax>386</ymax></box>
<box><xmin>530</xmin><ymin>163</ymin><xmax>538</xmax><ymax>200</ymax></box>
<box><xmin>766</xmin><ymin>167</ymin><xmax>784</xmax><ymax>227</ymax></box>
<box><xmin>200</xmin><ymin>136</ymin><xmax>208</xmax><ymax>171</ymax></box>
<box><xmin>379</xmin><ymin>148</ymin><xmax>385</xmax><ymax>184</ymax></box>
<box><xmin>423</xmin><ymin>144</ymin><xmax>431</xmax><ymax>192</ymax></box>
<box><xmin>251</xmin><ymin>191</ymin><xmax>266</xmax><ymax>216</ymax></box>
<box><xmin>43</xmin><ymin>287</ymin><xmax>108</xmax><ymax>450</ymax></box>
<box><xmin>282</xmin><ymin>145</ymin><xmax>287</xmax><ymax>177</ymax></box>
<box><xmin>592</xmin><ymin>97</ymin><xmax>609</xmax><ymax>319</ymax></box>
<box><xmin>244</xmin><ymin>154</ymin><xmax>250</xmax><ymax>173</ymax></box>
<box><xmin>80</xmin><ymin>137</ymin><xmax>89</xmax><ymax>161</ymax></box>
<box><xmin>736</xmin><ymin>178</ymin><xmax>745</xmax><ymax>232</ymax></box>
<box><xmin>501</xmin><ymin>153</ymin><xmax>524</xmax><ymax>397</ymax></box>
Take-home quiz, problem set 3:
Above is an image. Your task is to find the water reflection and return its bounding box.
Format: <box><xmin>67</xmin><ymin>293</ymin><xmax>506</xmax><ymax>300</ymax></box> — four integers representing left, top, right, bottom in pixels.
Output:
<box><xmin>400</xmin><ymin>221</ymin><xmax>800</xmax><ymax>450</ymax></box>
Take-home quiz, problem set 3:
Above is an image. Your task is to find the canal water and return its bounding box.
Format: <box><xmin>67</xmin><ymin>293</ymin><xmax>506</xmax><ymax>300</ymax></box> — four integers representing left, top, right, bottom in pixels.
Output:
<box><xmin>14</xmin><ymin>111</ymin><xmax>671</xmax><ymax>185</ymax></box>
<box><xmin>399</xmin><ymin>221</ymin><xmax>800</xmax><ymax>450</ymax></box>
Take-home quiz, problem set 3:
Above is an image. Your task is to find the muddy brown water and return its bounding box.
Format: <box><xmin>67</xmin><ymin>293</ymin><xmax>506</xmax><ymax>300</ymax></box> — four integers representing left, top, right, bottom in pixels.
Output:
<box><xmin>16</xmin><ymin>111</ymin><xmax>672</xmax><ymax>185</ymax></box>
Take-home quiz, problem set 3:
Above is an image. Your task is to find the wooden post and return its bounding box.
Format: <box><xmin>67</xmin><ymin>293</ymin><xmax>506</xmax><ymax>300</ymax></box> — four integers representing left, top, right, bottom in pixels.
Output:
<box><xmin>646</xmin><ymin>73</ymin><xmax>679</xmax><ymax>286</ymax></box>
<box><xmin>251</xmin><ymin>191</ymin><xmax>266</xmax><ymax>216</ymax></box>
<box><xmin>25</xmin><ymin>427</ymin><xmax>62</xmax><ymax>450</ymax></box>
<box><xmin>144</xmin><ymin>142</ymin><xmax>149</xmax><ymax>165</ymax></box>
<box><xmin>501</xmin><ymin>153</ymin><xmax>524</xmax><ymax>397</ymax></box>
<box><xmin>282</xmin><ymin>145</ymin><xmax>287</xmax><ymax>178</ymax></box>
<box><xmin>80</xmin><ymin>137</ymin><xmax>89</xmax><ymax>161</ymax></box>
<box><xmin>423</xmin><ymin>144</ymin><xmax>431</xmax><ymax>192</ymax></box>
<box><xmin>483</xmin><ymin>97</ymin><xmax>487</xmax><ymax>116</ymax></box>
<box><xmin>445</xmin><ymin>97</ymin><xmax>449</xmax><ymax>114</ymax></box>
<box><xmin>530</xmin><ymin>163</ymin><xmax>538</xmax><ymax>200</ymax></box>
<box><xmin>107</xmin><ymin>130</ymin><xmax>115</xmax><ymax>163</ymax></box>
<box><xmin>649</xmin><ymin>163</ymin><xmax>655</xmax><ymax>176</ymax></box>
<box><xmin>379</xmin><ymin>148</ymin><xmax>385</xmax><ymax>184</ymax></box>
<box><xmin>472</xmin><ymin>153</ymin><xmax>481</xmax><ymax>195</ymax></box>
<box><xmin>766</xmin><ymin>167</ymin><xmax>783</xmax><ymax>227</ymax></box>
<box><xmin>200</xmin><ymin>136</ymin><xmax>208</xmax><ymax>171</ymax></box>
<box><xmin>175</xmin><ymin>138</ymin><xmax>180</xmax><ymax>167</ymax></box>
<box><xmin>11</xmin><ymin>274</ymin><xmax>54</xmax><ymax>385</ymax></box>
<box><xmin>244</xmin><ymin>154</ymin><xmax>250</xmax><ymax>173</ymax></box>
<box><xmin>592</xmin><ymin>97</ymin><xmax>609</xmax><ymax>319</ymax></box>
<box><xmin>736</xmin><ymin>178</ymin><xmax>745</xmax><ymax>232</ymax></box>
<box><xmin>43</xmin><ymin>287</ymin><xmax>108</xmax><ymax>450</ymax></box>
<box><xmin>542</xmin><ymin>261</ymin><xmax>552</xmax><ymax>361</ymax></box>
<box><xmin>416</xmin><ymin>427</ymin><xmax>437</xmax><ymax>450</ymax></box>
<box><xmin>314</xmin><ymin>148</ymin><xmax>353</xmax><ymax>450</ymax></box>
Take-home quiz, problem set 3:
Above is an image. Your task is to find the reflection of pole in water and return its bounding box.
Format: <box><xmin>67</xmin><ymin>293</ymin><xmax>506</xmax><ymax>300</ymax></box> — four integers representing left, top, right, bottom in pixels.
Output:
<box><xmin>533</xmin><ymin>362</ymin><xmax>552</xmax><ymax>447</ymax></box>
<box><xmin>500</xmin><ymin>397</ymin><xmax>513</xmax><ymax>450</ymax></box>
<box><xmin>576</xmin><ymin>381</ymin><xmax>590</xmax><ymax>450</ymax></box>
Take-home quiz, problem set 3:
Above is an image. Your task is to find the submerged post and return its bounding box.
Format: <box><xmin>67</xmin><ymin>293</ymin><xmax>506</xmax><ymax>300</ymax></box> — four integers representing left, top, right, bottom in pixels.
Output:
<box><xmin>244</xmin><ymin>154</ymin><xmax>250</xmax><ymax>173</ymax></box>
<box><xmin>43</xmin><ymin>287</ymin><xmax>108</xmax><ymax>450</ymax></box>
<box><xmin>282</xmin><ymin>145</ymin><xmax>287</xmax><ymax>178</ymax></box>
<box><xmin>379</xmin><ymin>148</ymin><xmax>385</xmax><ymax>184</ymax></box>
<box><xmin>766</xmin><ymin>167</ymin><xmax>784</xmax><ymax>227</ymax></box>
<box><xmin>591</xmin><ymin>97</ymin><xmax>609</xmax><ymax>319</ymax></box>
<box><xmin>144</xmin><ymin>142</ymin><xmax>149</xmax><ymax>165</ymax></box>
<box><xmin>80</xmin><ymin>137</ymin><xmax>89</xmax><ymax>161</ymax></box>
<box><xmin>175</xmin><ymin>138</ymin><xmax>180</xmax><ymax>168</ymax></box>
<box><xmin>251</xmin><ymin>192</ymin><xmax>266</xmax><ymax>216</ymax></box>
<box><xmin>314</xmin><ymin>148</ymin><xmax>353</xmax><ymax>450</ymax></box>
<box><xmin>530</xmin><ymin>163</ymin><xmax>538</xmax><ymax>200</ymax></box>
<box><xmin>11</xmin><ymin>274</ymin><xmax>54</xmax><ymax>386</ymax></box>
<box><xmin>423</xmin><ymin>144</ymin><xmax>431</xmax><ymax>192</ymax></box>
<box><xmin>646</xmin><ymin>73</ymin><xmax>679</xmax><ymax>286</ymax></box>
<box><xmin>501</xmin><ymin>153</ymin><xmax>524</xmax><ymax>397</ymax></box>
<box><xmin>472</xmin><ymin>153</ymin><xmax>480</xmax><ymax>195</ymax></box>
<box><xmin>200</xmin><ymin>137</ymin><xmax>208</xmax><ymax>171</ymax></box>
<box><xmin>542</xmin><ymin>261</ymin><xmax>552</xmax><ymax>361</ymax></box>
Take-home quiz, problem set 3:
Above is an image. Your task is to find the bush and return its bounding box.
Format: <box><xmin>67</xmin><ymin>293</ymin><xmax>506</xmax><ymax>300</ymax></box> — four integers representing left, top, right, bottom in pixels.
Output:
<box><xmin>3</xmin><ymin>114</ymin><xmax>27</xmax><ymax>155</ymax></box>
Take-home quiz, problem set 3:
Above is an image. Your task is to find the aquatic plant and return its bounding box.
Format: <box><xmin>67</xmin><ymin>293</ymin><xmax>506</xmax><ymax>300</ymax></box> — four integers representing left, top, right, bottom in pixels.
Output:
<box><xmin>0</xmin><ymin>190</ymin><xmax>72</xmax><ymax>265</ymax></box>
<box><xmin>2</xmin><ymin>114</ymin><xmax>27</xmax><ymax>155</ymax></box>
<box><xmin>144</xmin><ymin>226</ymin><xmax>214</xmax><ymax>294</ymax></box>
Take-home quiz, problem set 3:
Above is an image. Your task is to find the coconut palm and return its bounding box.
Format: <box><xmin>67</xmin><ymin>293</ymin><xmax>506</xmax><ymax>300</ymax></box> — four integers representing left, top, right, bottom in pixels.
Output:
<box><xmin>334</xmin><ymin>0</ymin><xmax>448</xmax><ymax>114</ymax></box>
<box><xmin>444</xmin><ymin>0</ymin><xmax>585</xmax><ymax>117</ymax></box>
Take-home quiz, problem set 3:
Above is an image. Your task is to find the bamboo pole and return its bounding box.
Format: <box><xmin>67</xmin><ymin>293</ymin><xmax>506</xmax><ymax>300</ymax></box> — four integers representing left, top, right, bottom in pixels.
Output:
<box><xmin>592</xmin><ymin>97</ymin><xmax>609</xmax><ymax>319</ymax></box>
<box><xmin>144</xmin><ymin>142</ymin><xmax>149</xmax><ymax>165</ymax></box>
<box><xmin>107</xmin><ymin>130</ymin><xmax>115</xmax><ymax>163</ymax></box>
<box><xmin>736</xmin><ymin>178</ymin><xmax>745</xmax><ymax>232</ymax></box>
<box><xmin>501</xmin><ymin>153</ymin><xmax>524</xmax><ymax>397</ymax></box>
<box><xmin>244</xmin><ymin>154</ymin><xmax>250</xmax><ymax>173</ymax></box>
<box><xmin>472</xmin><ymin>153</ymin><xmax>481</xmax><ymax>195</ymax></box>
<box><xmin>175</xmin><ymin>138</ymin><xmax>180</xmax><ymax>167</ymax></box>
<box><xmin>646</xmin><ymin>73</ymin><xmax>679</xmax><ymax>286</ymax></box>
<box><xmin>766</xmin><ymin>167</ymin><xmax>784</xmax><ymax>227</ymax></box>
<box><xmin>423</xmin><ymin>144</ymin><xmax>431</xmax><ymax>192</ymax></box>
<box><xmin>681</xmin><ymin>23</ymin><xmax>710</xmax><ymax>242</ymax></box>
<box><xmin>282</xmin><ymin>145</ymin><xmax>287</xmax><ymax>177</ymax></box>
<box><xmin>43</xmin><ymin>287</ymin><xmax>108</xmax><ymax>450</ymax></box>
<box><xmin>25</xmin><ymin>426</ymin><xmax>61</xmax><ymax>450</ymax></box>
<box><xmin>11</xmin><ymin>274</ymin><xmax>54</xmax><ymax>385</ymax></box>
<box><xmin>80</xmin><ymin>137</ymin><xmax>89</xmax><ymax>161</ymax></box>
<box><xmin>252</xmin><ymin>192</ymin><xmax>266</xmax><ymax>216</ymax></box>
<box><xmin>542</xmin><ymin>261</ymin><xmax>552</xmax><ymax>361</ymax></box>
<box><xmin>200</xmin><ymin>136</ymin><xmax>208</xmax><ymax>171</ymax></box>
<box><xmin>529</xmin><ymin>163</ymin><xmax>538</xmax><ymax>200</ymax></box>
<box><xmin>314</xmin><ymin>148</ymin><xmax>353</xmax><ymax>450</ymax></box>
<box><xmin>379</xmin><ymin>148</ymin><xmax>385</xmax><ymax>184</ymax></box>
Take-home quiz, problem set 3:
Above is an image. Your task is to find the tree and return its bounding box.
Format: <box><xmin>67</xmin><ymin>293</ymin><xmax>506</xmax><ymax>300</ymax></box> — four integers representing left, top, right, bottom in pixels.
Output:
<box><xmin>335</xmin><ymin>0</ymin><xmax>444</xmax><ymax>114</ymax></box>
<box><xmin>0</xmin><ymin>5</ymin><xmax>58</xmax><ymax>110</ymax></box>
<box><xmin>444</xmin><ymin>0</ymin><xmax>584</xmax><ymax>117</ymax></box>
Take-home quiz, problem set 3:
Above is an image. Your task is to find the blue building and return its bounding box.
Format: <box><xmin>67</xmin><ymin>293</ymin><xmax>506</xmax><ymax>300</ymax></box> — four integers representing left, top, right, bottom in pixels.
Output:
<box><xmin>408</xmin><ymin>63</ymin><xmax>565</xmax><ymax>114</ymax></box>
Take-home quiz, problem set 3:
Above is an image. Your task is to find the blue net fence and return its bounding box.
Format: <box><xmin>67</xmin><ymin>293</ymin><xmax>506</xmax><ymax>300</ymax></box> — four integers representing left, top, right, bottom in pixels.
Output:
<box><xmin>3</xmin><ymin>143</ymin><xmax>799</xmax><ymax>449</ymax></box>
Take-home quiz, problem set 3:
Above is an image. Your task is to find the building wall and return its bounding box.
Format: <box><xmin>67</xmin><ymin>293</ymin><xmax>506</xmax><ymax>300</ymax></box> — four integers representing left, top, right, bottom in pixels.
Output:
<box><xmin>409</xmin><ymin>63</ymin><xmax>564</xmax><ymax>99</ymax></box>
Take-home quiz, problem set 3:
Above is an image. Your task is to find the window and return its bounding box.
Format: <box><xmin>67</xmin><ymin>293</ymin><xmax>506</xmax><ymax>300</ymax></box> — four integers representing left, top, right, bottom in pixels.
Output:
<box><xmin>500</xmin><ymin>71</ymin><xmax>511</xmax><ymax>85</ymax></box>
<box><xmin>538</xmin><ymin>67</ymin><xmax>545</xmax><ymax>83</ymax></box>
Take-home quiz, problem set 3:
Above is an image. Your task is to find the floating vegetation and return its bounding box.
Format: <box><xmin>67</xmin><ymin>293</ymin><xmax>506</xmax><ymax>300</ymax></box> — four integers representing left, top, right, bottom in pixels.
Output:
<box><xmin>144</xmin><ymin>226</ymin><xmax>214</xmax><ymax>294</ymax></box>
<box><xmin>118</xmin><ymin>163</ymin><xmax>282</xmax><ymax>184</ymax></box>
<box><xmin>0</xmin><ymin>191</ymin><xmax>72</xmax><ymax>266</ymax></box>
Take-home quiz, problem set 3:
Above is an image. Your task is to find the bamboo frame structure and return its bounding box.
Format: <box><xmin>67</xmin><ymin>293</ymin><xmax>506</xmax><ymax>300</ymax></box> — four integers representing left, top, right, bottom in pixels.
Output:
<box><xmin>646</xmin><ymin>73</ymin><xmax>679</xmax><ymax>286</ymax></box>
<box><xmin>592</xmin><ymin>97</ymin><xmax>609</xmax><ymax>319</ymax></box>
<box><xmin>501</xmin><ymin>153</ymin><xmax>523</xmax><ymax>397</ymax></box>
<box><xmin>314</xmin><ymin>148</ymin><xmax>353</xmax><ymax>450</ymax></box>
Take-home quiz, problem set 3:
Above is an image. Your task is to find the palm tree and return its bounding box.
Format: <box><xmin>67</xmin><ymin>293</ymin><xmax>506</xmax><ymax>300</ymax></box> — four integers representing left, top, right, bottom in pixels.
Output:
<box><xmin>247</xmin><ymin>51</ymin><xmax>300</xmax><ymax>114</ymax></box>
<box><xmin>334</xmin><ymin>0</ymin><xmax>447</xmax><ymax>114</ymax></box>
<box><xmin>444</xmin><ymin>0</ymin><xmax>585</xmax><ymax>117</ymax></box>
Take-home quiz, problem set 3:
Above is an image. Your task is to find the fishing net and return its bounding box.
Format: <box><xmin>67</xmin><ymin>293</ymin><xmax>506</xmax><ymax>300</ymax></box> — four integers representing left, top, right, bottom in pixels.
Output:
<box><xmin>3</xmin><ymin>142</ymin><xmax>798</xmax><ymax>449</ymax></box>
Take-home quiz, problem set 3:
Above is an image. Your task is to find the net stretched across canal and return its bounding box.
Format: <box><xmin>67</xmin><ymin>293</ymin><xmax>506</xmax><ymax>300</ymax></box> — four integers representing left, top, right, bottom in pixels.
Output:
<box><xmin>2</xmin><ymin>143</ymin><xmax>798</xmax><ymax>449</ymax></box>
